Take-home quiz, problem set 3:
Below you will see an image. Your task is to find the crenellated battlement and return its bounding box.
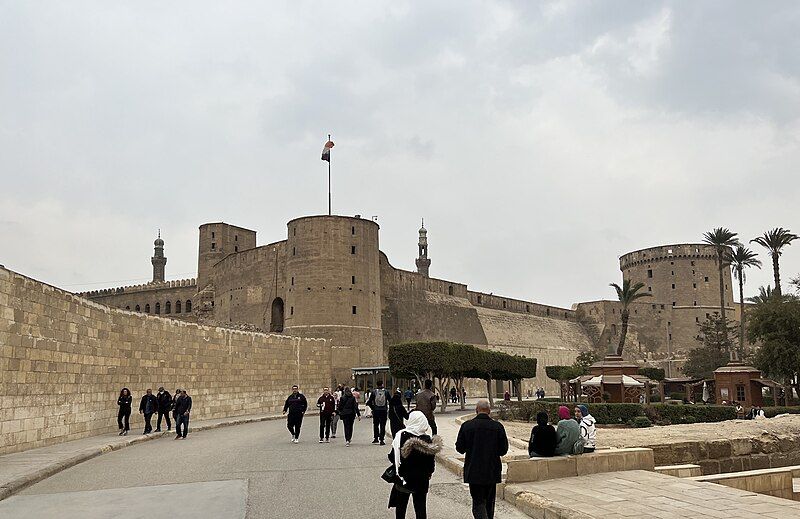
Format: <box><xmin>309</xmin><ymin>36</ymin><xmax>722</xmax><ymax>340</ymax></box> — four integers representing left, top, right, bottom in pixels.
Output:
<box><xmin>619</xmin><ymin>244</ymin><xmax>719</xmax><ymax>270</ymax></box>
<box><xmin>80</xmin><ymin>278</ymin><xmax>196</xmax><ymax>298</ymax></box>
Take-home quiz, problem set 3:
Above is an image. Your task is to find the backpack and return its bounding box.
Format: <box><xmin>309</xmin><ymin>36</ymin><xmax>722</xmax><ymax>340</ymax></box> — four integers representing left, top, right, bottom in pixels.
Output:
<box><xmin>572</xmin><ymin>438</ymin><xmax>585</xmax><ymax>455</ymax></box>
<box><xmin>374</xmin><ymin>389</ymin><xmax>387</xmax><ymax>408</ymax></box>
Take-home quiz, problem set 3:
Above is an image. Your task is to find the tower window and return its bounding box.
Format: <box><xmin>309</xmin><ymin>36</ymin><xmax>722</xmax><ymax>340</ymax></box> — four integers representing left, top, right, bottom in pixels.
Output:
<box><xmin>672</xmin><ymin>284</ymin><xmax>675</xmax><ymax>289</ymax></box>
<box><xmin>351</xmin><ymin>276</ymin><xmax>356</xmax><ymax>284</ymax></box>
<box><xmin>293</xmin><ymin>247</ymin><xmax>296</xmax><ymax>256</ymax></box>
<box><xmin>211</xmin><ymin>231</ymin><xmax>215</xmax><ymax>239</ymax></box>
<box><xmin>235</xmin><ymin>246</ymin><xmax>238</xmax><ymax>252</ymax></box>
<box><xmin>526</xmin><ymin>304</ymin><xmax>530</xmax><ymax>313</ymax></box>
<box><xmin>660</xmin><ymin>304</ymin><xmax>665</xmax><ymax>309</ymax></box>
<box><xmin>648</xmin><ymin>286</ymin><xmax>652</xmax><ymax>291</ymax></box>
<box><xmin>165</xmin><ymin>301</ymin><xmax>171</xmax><ymax>314</ymax></box>
<box><xmin>290</xmin><ymin>306</ymin><xmax>294</xmax><ymax>315</ymax></box>
<box><xmin>546</xmin><ymin>308</ymin><xmax>550</xmax><ymax>316</ymax></box>
<box><xmin>352</xmin><ymin>306</ymin><xmax>357</xmax><ymax>315</ymax></box>
<box><xmin>211</xmin><ymin>242</ymin><xmax>216</xmax><ymax>250</ymax></box>
<box><xmin>477</xmin><ymin>295</ymin><xmax>482</xmax><ymax>304</ymax></box>
<box><xmin>291</xmin><ymin>277</ymin><xmax>295</xmax><ymax>286</ymax></box>
<box><xmin>704</xmin><ymin>277</ymin><xmax>709</xmax><ymax>282</ymax></box>
<box><xmin>647</xmin><ymin>269</ymin><xmax>653</xmax><ymax>278</ymax></box>
<box><xmin>502</xmin><ymin>300</ymin><xmax>507</xmax><ymax>309</ymax></box>
<box><xmin>691</xmin><ymin>261</ymin><xmax>695</xmax><ymax>266</ymax></box>
<box><xmin>186</xmin><ymin>300</ymin><xmax>192</xmax><ymax>312</ymax></box>
<box><xmin>125</xmin><ymin>306</ymin><xmax>130</xmax><ymax>310</ymax></box>
<box><xmin>176</xmin><ymin>300</ymin><xmax>181</xmax><ymax>313</ymax></box>
<box><xmin>693</xmin><ymin>283</ymin><xmax>697</xmax><ymax>288</ymax></box>
<box><xmin>696</xmin><ymin>317</ymin><xmax>699</xmax><ymax>323</ymax></box>
<box><xmin>135</xmin><ymin>305</ymin><xmax>141</xmax><ymax>311</ymax></box>
<box><xmin>651</xmin><ymin>304</ymin><xmax>656</xmax><ymax>309</ymax></box>
<box><xmin>351</xmin><ymin>245</ymin><xmax>356</xmax><ymax>254</ymax></box>
<box><xmin>672</xmin><ymin>302</ymin><xmax>676</xmax><ymax>307</ymax></box>
<box><xmin>448</xmin><ymin>285</ymin><xmax>453</xmax><ymax>296</ymax></box>
<box><xmin>669</xmin><ymin>333</ymin><xmax>672</xmax><ymax>341</ymax></box>
<box><xmin>293</xmin><ymin>227</ymin><xmax>296</xmax><ymax>236</ymax></box>
<box><xmin>155</xmin><ymin>302</ymin><xmax>161</xmax><ymax>314</ymax></box>
<box><xmin>671</xmin><ymin>271</ymin><xmax>675</xmax><ymax>276</ymax></box>
<box><xmin>351</xmin><ymin>226</ymin><xmax>355</xmax><ymax>235</ymax></box>
<box><xmin>235</xmin><ymin>235</ymin><xmax>238</xmax><ymax>242</ymax></box>
<box><xmin>694</xmin><ymin>301</ymin><xmax>697</xmax><ymax>306</ymax></box>
<box><xmin>145</xmin><ymin>304</ymin><xmax>150</xmax><ymax>313</ymax></box>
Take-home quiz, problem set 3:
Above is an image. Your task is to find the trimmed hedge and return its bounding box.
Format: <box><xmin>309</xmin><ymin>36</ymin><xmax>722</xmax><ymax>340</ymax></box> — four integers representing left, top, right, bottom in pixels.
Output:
<box><xmin>762</xmin><ymin>406</ymin><xmax>800</xmax><ymax>418</ymax></box>
<box><xmin>630</xmin><ymin>416</ymin><xmax>653</xmax><ymax>428</ymax></box>
<box><xmin>497</xmin><ymin>401</ymin><xmax>736</xmax><ymax>426</ymax></box>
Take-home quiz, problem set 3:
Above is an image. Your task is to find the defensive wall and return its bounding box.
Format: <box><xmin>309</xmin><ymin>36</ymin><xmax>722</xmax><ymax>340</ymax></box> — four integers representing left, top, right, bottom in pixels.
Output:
<box><xmin>0</xmin><ymin>266</ymin><xmax>330</xmax><ymax>455</ymax></box>
<box><xmin>81</xmin><ymin>279</ymin><xmax>197</xmax><ymax>320</ymax></box>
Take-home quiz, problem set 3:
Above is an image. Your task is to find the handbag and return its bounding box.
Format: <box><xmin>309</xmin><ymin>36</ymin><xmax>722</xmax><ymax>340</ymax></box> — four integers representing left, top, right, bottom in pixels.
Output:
<box><xmin>381</xmin><ymin>465</ymin><xmax>412</xmax><ymax>494</ymax></box>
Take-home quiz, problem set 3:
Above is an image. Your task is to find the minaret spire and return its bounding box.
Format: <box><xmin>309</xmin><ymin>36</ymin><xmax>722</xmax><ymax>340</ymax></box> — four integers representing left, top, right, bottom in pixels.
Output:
<box><xmin>151</xmin><ymin>230</ymin><xmax>167</xmax><ymax>283</ymax></box>
<box><xmin>415</xmin><ymin>219</ymin><xmax>430</xmax><ymax>277</ymax></box>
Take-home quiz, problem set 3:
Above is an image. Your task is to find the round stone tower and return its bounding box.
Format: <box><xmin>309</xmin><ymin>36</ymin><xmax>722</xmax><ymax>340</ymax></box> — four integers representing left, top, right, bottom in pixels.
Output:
<box><xmin>619</xmin><ymin>243</ymin><xmax>734</xmax><ymax>310</ymax></box>
<box><xmin>283</xmin><ymin>215</ymin><xmax>383</xmax><ymax>383</ymax></box>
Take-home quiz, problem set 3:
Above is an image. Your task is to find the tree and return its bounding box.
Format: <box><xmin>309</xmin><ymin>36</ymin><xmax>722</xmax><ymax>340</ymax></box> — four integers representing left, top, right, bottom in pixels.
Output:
<box><xmin>683</xmin><ymin>313</ymin><xmax>739</xmax><ymax>379</ymax></box>
<box><xmin>610</xmin><ymin>279</ymin><xmax>651</xmax><ymax>357</ymax></box>
<box><xmin>748</xmin><ymin>297</ymin><xmax>800</xmax><ymax>404</ymax></box>
<box><xmin>702</xmin><ymin>227</ymin><xmax>739</xmax><ymax>321</ymax></box>
<box><xmin>574</xmin><ymin>351</ymin><xmax>599</xmax><ymax>371</ymax></box>
<box><xmin>494</xmin><ymin>354</ymin><xmax>537</xmax><ymax>402</ymax></box>
<box><xmin>746</xmin><ymin>285</ymin><xmax>798</xmax><ymax>305</ymax></box>
<box><xmin>729</xmin><ymin>245</ymin><xmax>761</xmax><ymax>356</ymax></box>
<box><xmin>545</xmin><ymin>365</ymin><xmax>588</xmax><ymax>401</ymax></box>
<box><xmin>751</xmin><ymin>228</ymin><xmax>798</xmax><ymax>296</ymax></box>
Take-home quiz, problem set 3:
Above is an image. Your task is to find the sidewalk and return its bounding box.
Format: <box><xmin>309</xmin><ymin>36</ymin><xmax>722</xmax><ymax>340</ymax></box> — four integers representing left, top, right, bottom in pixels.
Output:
<box><xmin>0</xmin><ymin>411</ymin><xmax>297</xmax><ymax>501</ymax></box>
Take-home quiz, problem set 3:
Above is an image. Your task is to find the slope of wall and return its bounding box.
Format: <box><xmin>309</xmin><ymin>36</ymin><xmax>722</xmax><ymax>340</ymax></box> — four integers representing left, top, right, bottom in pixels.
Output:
<box><xmin>0</xmin><ymin>267</ymin><xmax>330</xmax><ymax>455</ymax></box>
<box><xmin>475</xmin><ymin>307</ymin><xmax>592</xmax><ymax>395</ymax></box>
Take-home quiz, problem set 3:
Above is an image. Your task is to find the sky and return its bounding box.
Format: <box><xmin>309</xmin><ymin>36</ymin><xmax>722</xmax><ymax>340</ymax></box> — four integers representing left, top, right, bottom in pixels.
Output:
<box><xmin>1</xmin><ymin>1</ymin><xmax>799</xmax><ymax>308</ymax></box>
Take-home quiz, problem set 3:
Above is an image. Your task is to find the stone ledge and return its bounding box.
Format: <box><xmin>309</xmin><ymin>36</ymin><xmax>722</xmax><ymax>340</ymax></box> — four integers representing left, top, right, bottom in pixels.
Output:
<box><xmin>506</xmin><ymin>448</ymin><xmax>655</xmax><ymax>484</ymax></box>
<box><xmin>655</xmin><ymin>463</ymin><xmax>702</xmax><ymax>477</ymax></box>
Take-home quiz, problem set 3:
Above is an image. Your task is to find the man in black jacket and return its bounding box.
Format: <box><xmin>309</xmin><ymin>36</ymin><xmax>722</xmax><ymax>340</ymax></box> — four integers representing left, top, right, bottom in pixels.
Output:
<box><xmin>455</xmin><ymin>399</ymin><xmax>508</xmax><ymax>519</ymax></box>
<box><xmin>139</xmin><ymin>389</ymin><xmax>158</xmax><ymax>434</ymax></box>
<box><xmin>283</xmin><ymin>385</ymin><xmax>308</xmax><ymax>443</ymax></box>
<box><xmin>365</xmin><ymin>380</ymin><xmax>390</xmax><ymax>445</ymax></box>
<box><xmin>174</xmin><ymin>389</ymin><xmax>192</xmax><ymax>439</ymax></box>
<box><xmin>155</xmin><ymin>387</ymin><xmax>172</xmax><ymax>432</ymax></box>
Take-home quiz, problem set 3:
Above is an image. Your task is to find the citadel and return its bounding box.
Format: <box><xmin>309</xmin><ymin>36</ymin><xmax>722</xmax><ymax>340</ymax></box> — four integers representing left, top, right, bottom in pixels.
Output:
<box><xmin>81</xmin><ymin>214</ymin><xmax>743</xmax><ymax>393</ymax></box>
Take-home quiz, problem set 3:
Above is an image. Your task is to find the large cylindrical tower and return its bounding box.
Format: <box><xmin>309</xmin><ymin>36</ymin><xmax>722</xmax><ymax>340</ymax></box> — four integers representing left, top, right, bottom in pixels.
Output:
<box><xmin>283</xmin><ymin>215</ymin><xmax>383</xmax><ymax>384</ymax></box>
<box><xmin>619</xmin><ymin>243</ymin><xmax>734</xmax><ymax>310</ymax></box>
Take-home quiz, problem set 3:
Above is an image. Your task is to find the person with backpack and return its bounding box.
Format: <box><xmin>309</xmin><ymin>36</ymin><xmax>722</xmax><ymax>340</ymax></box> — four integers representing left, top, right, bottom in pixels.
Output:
<box><xmin>575</xmin><ymin>405</ymin><xmax>596</xmax><ymax>453</ymax></box>
<box><xmin>555</xmin><ymin>405</ymin><xmax>583</xmax><ymax>455</ymax></box>
<box><xmin>387</xmin><ymin>410</ymin><xmax>442</xmax><ymax>519</ymax></box>
<box><xmin>404</xmin><ymin>388</ymin><xmax>414</xmax><ymax>411</ymax></box>
<box><xmin>388</xmin><ymin>388</ymin><xmax>410</xmax><ymax>437</ymax></box>
<box><xmin>367</xmin><ymin>380</ymin><xmax>391</xmax><ymax>445</ymax></box>
<box><xmin>155</xmin><ymin>387</ymin><xmax>172</xmax><ymax>432</ymax></box>
<box><xmin>337</xmin><ymin>387</ymin><xmax>361</xmax><ymax>446</ymax></box>
<box><xmin>414</xmin><ymin>380</ymin><xmax>438</xmax><ymax>435</ymax></box>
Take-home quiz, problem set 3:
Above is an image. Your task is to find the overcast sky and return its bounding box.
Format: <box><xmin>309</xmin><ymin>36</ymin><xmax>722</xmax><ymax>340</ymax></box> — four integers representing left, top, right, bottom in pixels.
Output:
<box><xmin>2</xmin><ymin>1</ymin><xmax>799</xmax><ymax>308</ymax></box>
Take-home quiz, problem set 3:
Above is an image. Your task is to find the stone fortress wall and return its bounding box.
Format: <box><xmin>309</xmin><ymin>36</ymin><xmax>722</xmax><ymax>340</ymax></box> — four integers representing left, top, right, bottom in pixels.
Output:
<box><xmin>0</xmin><ymin>266</ymin><xmax>330</xmax><ymax>455</ymax></box>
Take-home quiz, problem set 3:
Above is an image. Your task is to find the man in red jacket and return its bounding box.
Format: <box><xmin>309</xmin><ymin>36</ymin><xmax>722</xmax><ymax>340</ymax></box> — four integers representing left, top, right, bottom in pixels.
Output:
<box><xmin>317</xmin><ymin>387</ymin><xmax>336</xmax><ymax>443</ymax></box>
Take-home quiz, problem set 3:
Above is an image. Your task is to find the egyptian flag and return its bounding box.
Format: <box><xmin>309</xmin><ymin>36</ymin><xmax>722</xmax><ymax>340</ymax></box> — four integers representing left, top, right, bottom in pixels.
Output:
<box><xmin>321</xmin><ymin>139</ymin><xmax>334</xmax><ymax>162</ymax></box>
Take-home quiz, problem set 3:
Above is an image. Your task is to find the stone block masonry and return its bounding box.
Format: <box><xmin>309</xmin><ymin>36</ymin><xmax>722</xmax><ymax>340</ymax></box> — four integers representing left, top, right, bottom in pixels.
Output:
<box><xmin>0</xmin><ymin>266</ymin><xmax>331</xmax><ymax>456</ymax></box>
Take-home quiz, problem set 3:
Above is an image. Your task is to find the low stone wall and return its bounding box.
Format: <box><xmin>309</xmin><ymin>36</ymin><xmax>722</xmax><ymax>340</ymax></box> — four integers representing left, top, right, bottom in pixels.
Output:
<box><xmin>0</xmin><ymin>267</ymin><xmax>331</xmax><ymax>455</ymax></box>
<box><xmin>691</xmin><ymin>467</ymin><xmax>797</xmax><ymax>501</ymax></box>
<box><xmin>505</xmin><ymin>448</ymin><xmax>655</xmax><ymax>483</ymax></box>
<box><xmin>649</xmin><ymin>436</ymin><xmax>800</xmax><ymax>475</ymax></box>
<box><xmin>654</xmin><ymin>464</ymin><xmax>702</xmax><ymax>477</ymax></box>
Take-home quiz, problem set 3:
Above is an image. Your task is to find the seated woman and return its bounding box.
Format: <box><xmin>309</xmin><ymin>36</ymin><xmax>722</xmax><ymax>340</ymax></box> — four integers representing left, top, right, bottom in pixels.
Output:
<box><xmin>528</xmin><ymin>411</ymin><xmax>557</xmax><ymax>458</ymax></box>
<box><xmin>575</xmin><ymin>405</ymin><xmax>596</xmax><ymax>453</ymax></box>
<box><xmin>555</xmin><ymin>405</ymin><xmax>583</xmax><ymax>455</ymax></box>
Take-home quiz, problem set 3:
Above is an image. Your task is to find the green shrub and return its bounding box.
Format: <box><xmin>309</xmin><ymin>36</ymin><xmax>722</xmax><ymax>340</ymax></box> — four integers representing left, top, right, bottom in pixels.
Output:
<box><xmin>630</xmin><ymin>416</ymin><xmax>652</xmax><ymax>428</ymax></box>
<box><xmin>497</xmin><ymin>401</ymin><xmax>736</xmax><ymax>425</ymax></box>
<box><xmin>761</xmin><ymin>406</ymin><xmax>800</xmax><ymax>418</ymax></box>
<box><xmin>647</xmin><ymin>404</ymin><xmax>735</xmax><ymax>425</ymax></box>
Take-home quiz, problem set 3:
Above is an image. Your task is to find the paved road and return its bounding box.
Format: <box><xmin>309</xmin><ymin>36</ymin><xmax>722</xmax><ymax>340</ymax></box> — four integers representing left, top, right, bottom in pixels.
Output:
<box><xmin>2</xmin><ymin>415</ymin><xmax>527</xmax><ymax>519</ymax></box>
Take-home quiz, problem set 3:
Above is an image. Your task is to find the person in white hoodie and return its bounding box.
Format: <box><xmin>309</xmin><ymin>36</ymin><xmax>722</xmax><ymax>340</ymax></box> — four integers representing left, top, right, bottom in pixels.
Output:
<box><xmin>575</xmin><ymin>405</ymin><xmax>596</xmax><ymax>453</ymax></box>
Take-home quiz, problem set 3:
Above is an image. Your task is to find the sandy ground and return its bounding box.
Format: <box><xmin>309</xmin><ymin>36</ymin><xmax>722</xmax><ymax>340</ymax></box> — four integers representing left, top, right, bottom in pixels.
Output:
<box><xmin>501</xmin><ymin>413</ymin><xmax>800</xmax><ymax>448</ymax></box>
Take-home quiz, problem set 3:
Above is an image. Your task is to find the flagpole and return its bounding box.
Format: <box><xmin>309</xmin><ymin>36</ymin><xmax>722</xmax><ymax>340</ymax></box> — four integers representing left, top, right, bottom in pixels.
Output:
<box><xmin>328</xmin><ymin>133</ymin><xmax>331</xmax><ymax>216</ymax></box>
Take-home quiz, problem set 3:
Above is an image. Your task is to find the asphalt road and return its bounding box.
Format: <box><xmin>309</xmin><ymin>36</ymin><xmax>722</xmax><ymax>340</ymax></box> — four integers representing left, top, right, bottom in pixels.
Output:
<box><xmin>4</xmin><ymin>415</ymin><xmax>528</xmax><ymax>519</ymax></box>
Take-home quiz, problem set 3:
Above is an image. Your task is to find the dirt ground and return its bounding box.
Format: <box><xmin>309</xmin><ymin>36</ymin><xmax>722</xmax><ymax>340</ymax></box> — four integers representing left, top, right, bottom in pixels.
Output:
<box><xmin>501</xmin><ymin>413</ymin><xmax>800</xmax><ymax>448</ymax></box>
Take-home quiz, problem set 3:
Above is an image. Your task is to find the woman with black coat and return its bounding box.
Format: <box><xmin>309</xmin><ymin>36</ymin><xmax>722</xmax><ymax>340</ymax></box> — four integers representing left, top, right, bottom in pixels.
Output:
<box><xmin>388</xmin><ymin>411</ymin><xmax>442</xmax><ymax>518</ymax></box>
<box><xmin>337</xmin><ymin>387</ymin><xmax>361</xmax><ymax>446</ymax></box>
<box><xmin>388</xmin><ymin>389</ymin><xmax>410</xmax><ymax>437</ymax></box>
<box><xmin>117</xmin><ymin>388</ymin><xmax>132</xmax><ymax>436</ymax></box>
<box><xmin>528</xmin><ymin>411</ymin><xmax>557</xmax><ymax>457</ymax></box>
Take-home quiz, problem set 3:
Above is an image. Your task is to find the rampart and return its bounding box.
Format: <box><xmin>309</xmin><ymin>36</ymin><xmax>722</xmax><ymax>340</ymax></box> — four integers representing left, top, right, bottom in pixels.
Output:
<box><xmin>0</xmin><ymin>266</ymin><xmax>330</xmax><ymax>455</ymax></box>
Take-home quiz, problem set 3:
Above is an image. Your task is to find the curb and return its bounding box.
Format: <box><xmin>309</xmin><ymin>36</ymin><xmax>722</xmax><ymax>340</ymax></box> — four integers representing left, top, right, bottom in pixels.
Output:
<box><xmin>0</xmin><ymin>411</ymin><xmax>309</xmax><ymax>502</ymax></box>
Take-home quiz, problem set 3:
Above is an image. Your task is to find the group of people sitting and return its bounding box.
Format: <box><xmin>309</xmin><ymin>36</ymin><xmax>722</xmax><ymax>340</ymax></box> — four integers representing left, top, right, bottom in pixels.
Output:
<box><xmin>528</xmin><ymin>405</ymin><xmax>596</xmax><ymax>457</ymax></box>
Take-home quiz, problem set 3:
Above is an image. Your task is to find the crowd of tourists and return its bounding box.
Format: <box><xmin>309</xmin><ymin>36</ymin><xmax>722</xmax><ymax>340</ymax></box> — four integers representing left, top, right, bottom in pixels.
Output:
<box><xmin>528</xmin><ymin>405</ymin><xmax>596</xmax><ymax>457</ymax></box>
<box><xmin>116</xmin><ymin>387</ymin><xmax>192</xmax><ymax>439</ymax></box>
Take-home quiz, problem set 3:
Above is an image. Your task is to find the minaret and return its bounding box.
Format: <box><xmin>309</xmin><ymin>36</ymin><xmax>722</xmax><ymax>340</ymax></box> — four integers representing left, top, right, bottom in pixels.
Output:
<box><xmin>151</xmin><ymin>230</ymin><xmax>166</xmax><ymax>283</ymax></box>
<box><xmin>415</xmin><ymin>219</ymin><xmax>430</xmax><ymax>277</ymax></box>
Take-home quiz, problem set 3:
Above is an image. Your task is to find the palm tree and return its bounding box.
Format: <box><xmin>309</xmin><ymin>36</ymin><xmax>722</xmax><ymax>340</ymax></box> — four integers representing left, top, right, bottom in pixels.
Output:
<box><xmin>729</xmin><ymin>245</ymin><xmax>761</xmax><ymax>357</ymax></box>
<box><xmin>702</xmin><ymin>228</ymin><xmax>739</xmax><ymax>320</ymax></box>
<box><xmin>751</xmin><ymin>228</ymin><xmax>799</xmax><ymax>296</ymax></box>
<box><xmin>610</xmin><ymin>279</ymin><xmax>651</xmax><ymax>357</ymax></box>
<box><xmin>747</xmin><ymin>285</ymin><xmax>798</xmax><ymax>304</ymax></box>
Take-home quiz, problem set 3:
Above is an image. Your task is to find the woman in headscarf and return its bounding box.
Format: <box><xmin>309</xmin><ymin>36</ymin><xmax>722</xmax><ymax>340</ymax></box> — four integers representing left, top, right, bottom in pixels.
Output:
<box><xmin>555</xmin><ymin>405</ymin><xmax>582</xmax><ymax>455</ymax></box>
<box><xmin>337</xmin><ymin>387</ymin><xmax>361</xmax><ymax>446</ymax></box>
<box><xmin>117</xmin><ymin>388</ymin><xmax>132</xmax><ymax>436</ymax></box>
<box><xmin>388</xmin><ymin>388</ymin><xmax>410</xmax><ymax>437</ymax></box>
<box><xmin>528</xmin><ymin>411</ymin><xmax>557</xmax><ymax>457</ymax></box>
<box><xmin>575</xmin><ymin>405</ymin><xmax>596</xmax><ymax>453</ymax></box>
<box><xmin>388</xmin><ymin>410</ymin><xmax>442</xmax><ymax>518</ymax></box>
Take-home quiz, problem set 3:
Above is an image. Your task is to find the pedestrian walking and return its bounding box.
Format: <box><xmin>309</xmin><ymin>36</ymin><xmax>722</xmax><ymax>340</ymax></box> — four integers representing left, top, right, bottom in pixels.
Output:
<box><xmin>155</xmin><ymin>387</ymin><xmax>172</xmax><ymax>432</ymax></box>
<box><xmin>404</xmin><ymin>387</ymin><xmax>414</xmax><ymax>411</ymax></box>
<box><xmin>337</xmin><ymin>386</ymin><xmax>361</xmax><ymax>446</ymax></box>
<box><xmin>139</xmin><ymin>388</ymin><xmax>157</xmax><ymax>434</ymax></box>
<box><xmin>117</xmin><ymin>388</ymin><xmax>132</xmax><ymax>436</ymax></box>
<box><xmin>171</xmin><ymin>388</ymin><xmax>182</xmax><ymax>426</ymax></box>
<box><xmin>174</xmin><ymin>389</ymin><xmax>192</xmax><ymax>439</ymax></box>
<box><xmin>331</xmin><ymin>385</ymin><xmax>343</xmax><ymax>438</ymax></box>
<box><xmin>414</xmin><ymin>380</ymin><xmax>438</xmax><ymax>435</ymax></box>
<box><xmin>283</xmin><ymin>384</ymin><xmax>308</xmax><ymax>443</ymax></box>
<box><xmin>388</xmin><ymin>411</ymin><xmax>441</xmax><ymax>519</ymax></box>
<box><xmin>367</xmin><ymin>380</ymin><xmax>391</xmax><ymax>445</ymax></box>
<box><xmin>388</xmin><ymin>388</ymin><xmax>409</xmax><ymax>437</ymax></box>
<box><xmin>317</xmin><ymin>386</ymin><xmax>336</xmax><ymax>443</ymax></box>
<box><xmin>450</xmin><ymin>386</ymin><xmax>458</xmax><ymax>403</ymax></box>
<box><xmin>455</xmin><ymin>399</ymin><xmax>509</xmax><ymax>519</ymax></box>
